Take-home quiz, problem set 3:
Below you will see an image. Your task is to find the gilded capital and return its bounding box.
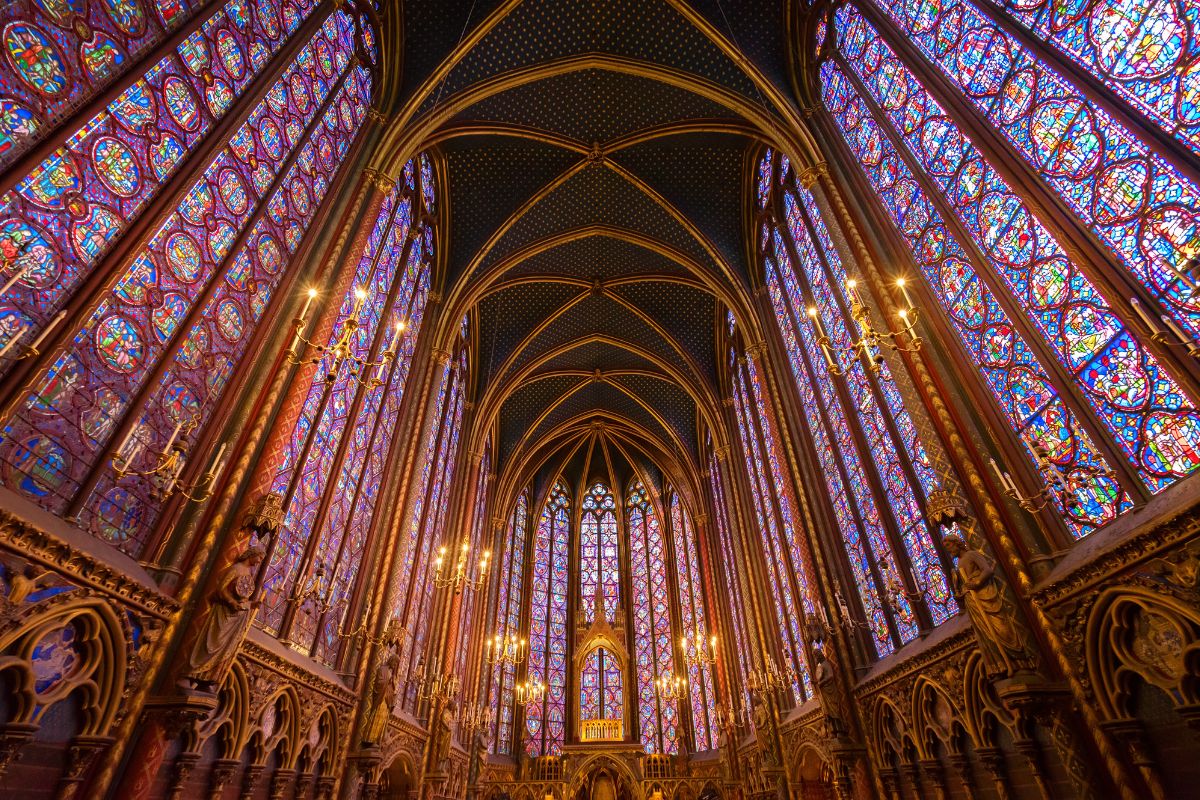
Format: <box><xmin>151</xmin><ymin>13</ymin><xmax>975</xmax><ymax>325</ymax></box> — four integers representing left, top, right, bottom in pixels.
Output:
<box><xmin>243</xmin><ymin>493</ymin><xmax>284</xmax><ymax>538</ymax></box>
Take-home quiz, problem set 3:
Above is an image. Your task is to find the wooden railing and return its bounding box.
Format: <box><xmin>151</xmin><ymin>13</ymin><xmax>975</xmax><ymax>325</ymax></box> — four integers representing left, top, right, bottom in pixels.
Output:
<box><xmin>580</xmin><ymin>718</ymin><xmax>623</xmax><ymax>742</ymax></box>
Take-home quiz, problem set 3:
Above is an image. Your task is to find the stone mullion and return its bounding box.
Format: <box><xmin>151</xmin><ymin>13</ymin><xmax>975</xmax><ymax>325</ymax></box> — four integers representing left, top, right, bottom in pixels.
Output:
<box><xmin>0</xmin><ymin>1</ymin><xmax>339</xmax><ymax>412</ymax></box>
<box><xmin>278</xmin><ymin>204</ymin><xmax>419</xmax><ymax>645</ymax></box>
<box><xmin>658</xmin><ymin>490</ymin><xmax>695</xmax><ymax>754</ymax></box>
<box><xmin>511</xmin><ymin>492</ymin><xmax>536</xmax><ymax>758</ymax></box>
<box><xmin>966</xmin><ymin>0</ymin><xmax>1200</xmax><ymax>189</ymax></box>
<box><xmin>808</xmin><ymin>106</ymin><xmax>1067</xmax><ymax>557</ymax></box>
<box><xmin>758</xmin><ymin>247</ymin><xmax>905</xmax><ymax>650</ymax></box>
<box><xmin>685</xmin><ymin>509</ymin><xmax>719</xmax><ymax>751</ymax></box>
<box><xmin>835</xmin><ymin>49</ymin><xmax>1148</xmax><ymax>505</ymax></box>
<box><xmin>91</xmin><ymin>144</ymin><xmax>384</xmax><ymax>799</ymax></box>
<box><xmin>791</xmin><ymin>177</ymin><xmax>958</xmax><ymax>578</ymax></box>
<box><xmin>734</xmin><ymin>355</ymin><xmax>820</xmax><ymax>689</ymax></box>
<box><xmin>771</xmin><ymin>197</ymin><xmax>935</xmax><ymax>634</ymax></box>
<box><xmin>564</xmin><ymin>478</ymin><xmax>585</xmax><ymax>748</ymax></box>
<box><xmin>695</xmin><ymin>464</ymin><xmax>744</xmax><ymax>716</ymax></box>
<box><xmin>716</xmin><ymin>401</ymin><xmax>783</xmax><ymax>681</ymax></box>
<box><xmin>615</xmin><ymin>481</ymin><xmax>639</xmax><ymax>747</ymax></box>
<box><xmin>810</xmin><ymin>116</ymin><xmax>1145</xmax><ymax>800</ymax></box>
<box><xmin>853</xmin><ymin>0</ymin><xmax>1200</xmax><ymax>395</ymax></box>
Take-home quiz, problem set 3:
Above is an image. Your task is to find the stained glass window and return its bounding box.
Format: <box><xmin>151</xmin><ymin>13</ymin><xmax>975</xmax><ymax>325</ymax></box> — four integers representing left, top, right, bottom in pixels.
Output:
<box><xmin>865</xmin><ymin>0</ymin><xmax>1200</xmax><ymax>357</ymax></box>
<box><xmin>580</xmin><ymin>646</ymin><xmax>623</xmax><ymax>725</ymax></box>
<box><xmin>758</xmin><ymin>149</ymin><xmax>957</xmax><ymax>655</ymax></box>
<box><xmin>455</xmin><ymin>441</ymin><xmax>490</xmax><ymax>677</ymax></box>
<box><xmin>821</xmin><ymin>2</ymin><xmax>1200</xmax><ymax>537</ymax></box>
<box><xmin>0</xmin><ymin>2</ymin><xmax>334</xmax><ymax>373</ymax></box>
<box><xmin>0</xmin><ymin>0</ymin><xmax>324</xmax><ymax>171</ymax></box>
<box><xmin>707</xmin><ymin>447</ymin><xmax>753</xmax><ymax>720</ymax></box>
<box><xmin>488</xmin><ymin>489</ymin><xmax>528</xmax><ymax>754</ymax></box>
<box><xmin>668</xmin><ymin>492</ymin><xmax>717</xmax><ymax>751</ymax></box>
<box><xmin>0</xmin><ymin>6</ymin><xmax>372</xmax><ymax>558</ymax></box>
<box><xmin>399</xmin><ymin>342</ymin><xmax>468</xmax><ymax>709</ymax></box>
<box><xmin>580</xmin><ymin>481</ymin><xmax>619</xmax><ymax>622</ymax></box>
<box><xmin>730</xmin><ymin>352</ymin><xmax>812</xmax><ymax>701</ymax></box>
<box><xmin>525</xmin><ymin>480</ymin><xmax>569</xmax><ymax>757</ymax></box>
<box><xmin>249</xmin><ymin>158</ymin><xmax>432</xmax><ymax>666</ymax></box>
<box><xmin>627</xmin><ymin>479</ymin><xmax>679</xmax><ymax>754</ymax></box>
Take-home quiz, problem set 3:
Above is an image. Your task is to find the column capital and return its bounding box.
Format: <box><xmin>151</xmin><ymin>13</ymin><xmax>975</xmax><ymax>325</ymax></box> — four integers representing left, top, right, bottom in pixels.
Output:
<box><xmin>797</xmin><ymin>162</ymin><xmax>828</xmax><ymax>188</ymax></box>
<box><xmin>362</xmin><ymin>167</ymin><xmax>395</xmax><ymax>194</ymax></box>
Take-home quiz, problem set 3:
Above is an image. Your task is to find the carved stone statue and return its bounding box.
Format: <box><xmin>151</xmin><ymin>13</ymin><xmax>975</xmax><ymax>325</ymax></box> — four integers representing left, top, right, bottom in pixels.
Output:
<box><xmin>361</xmin><ymin>647</ymin><xmax>401</xmax><ymax>746</ymax></box>
<box><xmin>943</xmin><ymin>534</ymin><xmax>1038</xmax><ymax>679</ymax></box>
<box><xmin>812</xmin><ymin>646</ymin><xmax>849</xmax><ymax>738</ymax></box>
<box><xmin>431</xmin><ymin>699</ymin><xmax>454</xmax><ymax>773</ymax></box>
<box><xmin>751</xmin><ymin>698</ymin><xmax>778</xmax><ymax>766</ymax></box>
<box><xmin>178</xmin><ymin>547</ymin><xmax>264</xmax><ymax>691</ymax></box>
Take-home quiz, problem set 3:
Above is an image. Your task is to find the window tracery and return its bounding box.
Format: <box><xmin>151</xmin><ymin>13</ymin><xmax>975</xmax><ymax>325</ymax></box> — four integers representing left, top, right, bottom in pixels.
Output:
<box><xmin>488</xmin><ymin>488</ymin><xmax>528</xmax><ymax>754</ymax></box>
<box><xmin>627</xmin><ymin>478</ymin><xmax>679</xmax><ymax>754</ymax></box>
<box><xmin>525</xmin><ymin>479</ymin><xmax>569</xmax><ymax>756</ymax></box>
<box><xmin>0</xmin><ymin>3</ymin><xmax>372</xmax><ymax>557</ymax></box>
<box><xmin>819</xmin><ymin>0</ymin><xmax>1200</xmax><ymax>537</ymax></box>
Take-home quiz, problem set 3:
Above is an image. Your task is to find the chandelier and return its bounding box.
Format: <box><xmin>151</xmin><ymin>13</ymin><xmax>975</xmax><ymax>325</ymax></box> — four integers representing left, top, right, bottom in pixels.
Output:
<box><xmin>288</xmin><ymin>285</ymin><xmax>407</xmax><ymax>388</ymax></box>
<box><xmin>112</xmin><ymin>415</ymin><xmax>228</xmax><ymax>502</ymax></box>
<box><xmin>655</xmin><ymin>673</ymin><xmax>688</xmax><ymax>703</ymax></box>
<box><xmin>515</xmin><ymin>679</ymin><xmax>545</xmax><ymax>708</ymax></box>
<box><xmin>484</xmin><ymin>631</ymin><xmax>527</xmax><ymax>667</ymax></box>
<box><xmin>679</xmin><ymin>628</ymin><xmax>717</xmax><ymax>668</ymax></box>
<box><xmin>808</xmin><ymin>276</ymin><xmax>923</xmax><ymax>376</ymax></box>
<box><xmin>433</xmin><ymin>541</ymin><xmax>490</xmax><ymax>592</ymax></box>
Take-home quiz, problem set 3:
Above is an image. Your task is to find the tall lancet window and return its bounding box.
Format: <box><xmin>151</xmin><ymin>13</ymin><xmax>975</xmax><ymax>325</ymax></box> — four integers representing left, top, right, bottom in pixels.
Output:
<box><xmin>257</xmin><ymin>159</ymin><xmax>433</xmax><ymax>666</ymax></box>
<box><xmin>628</xmin><ymin>479</ymin><xmax>679</xmax><ymax>754</ymax></box>
<box><xmin>580</xmin><ymin>481</ymin><xmax>620</xmax><ymax>621</ymax></box>
<box><xmin>818</xmin><ymin>1</ymin><xmax>1200</xmax><ymax>537</ymax></box>
<box><xmin>707</xmin><ymin>444</ymin><xmax>753</xmax><ymax>718</ymax></box>
<box><xmin>729</xmin><ymin>328</ymin><xmax>812</xmax><ymax>703</ymax></box>
<box><xmin>669</xmin><ymin>492</ymin><xmax>717</xmax><ymax>751</ymax></box>
<box><xmin>488</xmin><ymin>489</ymin><xmax>528</xmax><ymax>754</ymax></box>
<box><xmin>759</xmin><ymin>149</ymin><xmax>956</xmax><ymax>657</ymax></box>
<box><xmin>0</xmin><ymin>4</ymin><xmax>374</xmax><ymax>555</ymax></box>
<box><xmin>397</xmin><ymin>326</ymin><xmax>469</xmax><ymax>711</ymax></box>
<box><xmin>455</xmin><ymin>440</ymin><xmax>490</xmax><ymax>676</ymax></box>
<box><xmin>525</xmin><ymin>480</ymin><xmax>570</xmax><ymax>756</ymax></box>
<box><xmin>580</xmin><ymin>646</ymin><xmax>623</xmax><ymax>730</ymax></box>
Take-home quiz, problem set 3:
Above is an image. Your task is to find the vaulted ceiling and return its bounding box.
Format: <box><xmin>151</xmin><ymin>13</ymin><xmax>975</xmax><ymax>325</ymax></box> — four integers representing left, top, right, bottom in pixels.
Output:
<box><xmin>369</xmin><ymin>0</ymin><xmax>823</xmax><ymax>504</ymax></box>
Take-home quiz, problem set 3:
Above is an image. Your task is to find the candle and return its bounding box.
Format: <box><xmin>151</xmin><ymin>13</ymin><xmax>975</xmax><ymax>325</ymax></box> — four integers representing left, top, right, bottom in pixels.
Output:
<box><xmin>0</xmin><ymin>262</ymin><xmax>30</xmax><ymax>297</ymax></box>
<box><xmin>806</xmin><ymin>305</ymin><xmax>827</xmax><ymax>340</ymax></box>
<box><xmin>27</xmin><ymin>310</ymin><xmax>65</xmax><ymax>352</ymax></box>
<box><xmin>351</xmin><ymin>287</ymin><xmax>367</xmax><ymax>319</ymax></box>
<box><xmin>208</xmin><ymin>442</ymin><xmax>228</xmax><ymax>478</ymax></box>
<box><xmin>164</xmin><ymin>419</ymin><xmax>184</xmax><ymax>452</ymax></box>
<box><xmin>895</xmin><ymin>277</ymin><xmax>915</xmax><ymax>310</ymax></box>
<box><xmin>1161</xmin><ymin>313</ymin><xmax>1193</xmax><ymax>345</ymax></box>
<box><xmin>299</xmin><ymin>287</ymin><xmax>317</xmax><ymax>323</ymax></box>
<box><xmin>1129</xmin><ymin>298</ymin><xmax>1163</xmax><ymax>338</ymax></box>
<box><xmin>989</xmin><ymin>458</ymin><xmax>1007</xmax><ymax>487</ymax></box>
<box><xmin>846</xmin><ymin>277</ymin><xmax>865</xmax><ymax>307</ymax></box>
<box><xmin>116</xmin><ymin>422</ymin><xmax>143</xmax><ymax>463</ymax></box>
<box><xmin>0</xmin><ymin>323</ymin><xmax>24</xmax><ymax>359</ymax></box>
<box><xmin>388</xmin><ymin>319</ymin><xmax>404</xmax><ymax>353</ymax></box>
